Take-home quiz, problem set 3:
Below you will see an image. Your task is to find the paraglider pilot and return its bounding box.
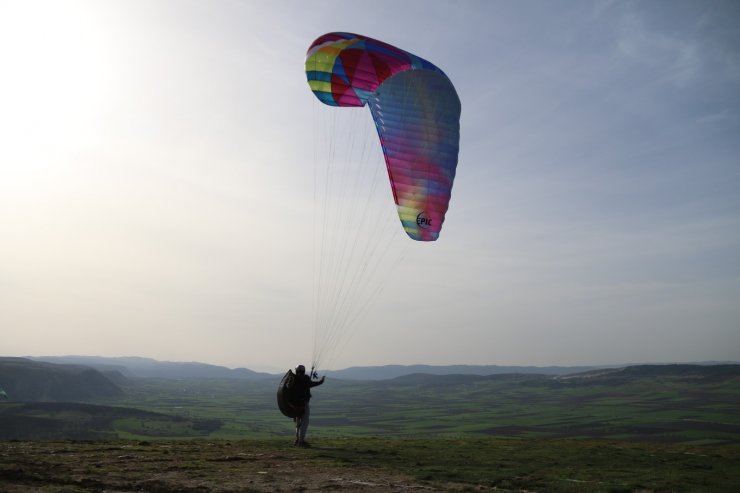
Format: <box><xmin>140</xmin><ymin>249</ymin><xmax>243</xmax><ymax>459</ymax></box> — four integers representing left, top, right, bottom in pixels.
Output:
<box><xmin>293</xmin><ymin>364</ymin><xmax>325</xmax><ymax>447</ymax></box>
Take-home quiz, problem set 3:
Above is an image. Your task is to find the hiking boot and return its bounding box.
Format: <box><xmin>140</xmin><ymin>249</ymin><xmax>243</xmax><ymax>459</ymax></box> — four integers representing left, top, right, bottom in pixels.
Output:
<box><xmin>297</xmin><ymin>440</ymin><xmax>311</xmax><ymax>448</ymax></box>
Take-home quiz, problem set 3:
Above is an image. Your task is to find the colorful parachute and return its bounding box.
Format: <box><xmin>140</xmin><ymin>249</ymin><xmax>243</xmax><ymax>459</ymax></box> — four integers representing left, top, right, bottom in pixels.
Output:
<box><xmin>306</xmin><ymin>33</ymin><xmax>461</xmax><ymax>241</ymax></box>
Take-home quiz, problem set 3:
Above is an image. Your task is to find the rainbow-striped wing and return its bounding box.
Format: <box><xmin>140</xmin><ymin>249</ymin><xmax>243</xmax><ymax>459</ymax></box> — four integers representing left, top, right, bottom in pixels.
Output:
<box><xmin>306</xmin><ymin>33</ymin><xmax>461</xmax><ymax>241</ymax></box>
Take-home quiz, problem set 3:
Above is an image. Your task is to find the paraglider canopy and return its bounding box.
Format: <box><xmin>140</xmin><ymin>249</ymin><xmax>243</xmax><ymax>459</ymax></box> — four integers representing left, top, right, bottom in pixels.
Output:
<box><xmin>304</xmin><ymin>32</ymin><xmax>462</xmax><ymax>374</ymax></box>
<box><xmin>306</xmin><ymin>32</ymin><xmax>461</xmax><ymax>241</ymax></box>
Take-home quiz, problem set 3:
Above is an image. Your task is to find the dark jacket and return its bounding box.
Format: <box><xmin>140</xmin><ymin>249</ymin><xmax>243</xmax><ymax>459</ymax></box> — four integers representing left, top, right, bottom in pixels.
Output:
<box><xmin>293</xmin><ymin>374</ymin><xmax>324</xmax><ymax>403</ymax></box>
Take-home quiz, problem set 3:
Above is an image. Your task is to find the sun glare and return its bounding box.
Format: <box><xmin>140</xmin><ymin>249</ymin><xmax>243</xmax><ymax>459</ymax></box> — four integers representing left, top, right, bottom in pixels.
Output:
<box><xmin>0</xmin><ymin>1</ymin><xmax>117</xmax><ymax>183</ymax></box>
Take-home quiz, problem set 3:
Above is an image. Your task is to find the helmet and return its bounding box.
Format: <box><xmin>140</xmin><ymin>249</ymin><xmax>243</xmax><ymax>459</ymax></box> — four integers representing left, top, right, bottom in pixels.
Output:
<box><xmin>295</xmin><ymin>365</ymin><xmax>306</xmax><ymax>375</ymax></box>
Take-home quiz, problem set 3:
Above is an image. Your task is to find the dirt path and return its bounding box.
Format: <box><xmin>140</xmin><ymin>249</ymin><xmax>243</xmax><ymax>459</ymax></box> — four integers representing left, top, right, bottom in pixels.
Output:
<box><xmin>0</xmin><ymin>440</ymin><xmax>456</xmax><ymax>492</ymax></box>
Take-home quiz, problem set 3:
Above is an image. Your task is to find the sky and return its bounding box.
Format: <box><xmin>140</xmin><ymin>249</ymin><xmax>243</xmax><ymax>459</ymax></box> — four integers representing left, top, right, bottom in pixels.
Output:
<box><xmin>1</xmin><ymin>0</ymin><xmax>739</xmax><ymax>371</ymax></box>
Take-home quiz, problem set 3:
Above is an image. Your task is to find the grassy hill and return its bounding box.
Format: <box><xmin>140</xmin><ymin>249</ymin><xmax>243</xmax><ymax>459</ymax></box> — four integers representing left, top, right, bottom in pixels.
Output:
<box><xmin>0</xmin><ymin>357</ymin><xmax>123</xmax><ymax>402</ymax></box>
<box><xmin>309</xmin><ymin>365</ymin><xmax>740</xmax><ymax>444</ymax></box>
<box><xmin>1</xmin><ymin>363</ymin><xmax>738</xmax><ymax>445</ymax></box>
<box><xmin>1</xmin><ymin>364</ymin><xmax>739</xmax><ymax>491</ymax></box>
<box><xmin>0</xmin><ymin>401</ymin><xmax>221</xmax><ymax>440</ymax></box>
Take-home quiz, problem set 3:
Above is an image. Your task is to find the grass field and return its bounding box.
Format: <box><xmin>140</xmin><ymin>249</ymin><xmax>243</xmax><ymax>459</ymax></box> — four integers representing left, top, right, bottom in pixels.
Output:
<box><xmin>1</xmin><ymin>437</ymin><xmax>739</xmax><ymax>492</ymax></box>
<box><xmin>103</xmin><ymin>368</ymin><xmax>740</xmax><ymax>444</ymax></box>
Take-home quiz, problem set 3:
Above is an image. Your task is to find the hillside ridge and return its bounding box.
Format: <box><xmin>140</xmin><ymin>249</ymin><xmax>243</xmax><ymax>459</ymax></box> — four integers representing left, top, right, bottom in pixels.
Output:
<box><xmin>19</xmin><ymin>355</ymin><xmax>740</xmax><ymax>381</ymax></box>
<box><xmin>0</xmin><ymin>357</ymin><xmax>123</xmax><ymax>402</ymax></box>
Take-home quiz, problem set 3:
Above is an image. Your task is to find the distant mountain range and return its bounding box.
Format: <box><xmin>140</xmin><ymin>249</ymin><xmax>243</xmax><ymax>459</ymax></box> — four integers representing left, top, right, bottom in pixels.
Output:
<box><xmin>28</xmin><ymin>356</ymin><xmax>274</xmax><ymax>380</ymax></box>
<box><xmin>10</xmin><ymin>355</ymin><xmax>739</xmax><ymax>384</ymax></box>
<box><xmin>2</xmin><ymin>357</ymin><xmax>625</xmax><ymax>403</ymax></box>
<box><xmin>322</xmin><ymin>364</ymin><xmax>609</xmax><ymax>380</ymax></box>
<box><xmin>25</xmin><ymin>356</ymin><xmax>615</xmax><ymax>380</ymax></box>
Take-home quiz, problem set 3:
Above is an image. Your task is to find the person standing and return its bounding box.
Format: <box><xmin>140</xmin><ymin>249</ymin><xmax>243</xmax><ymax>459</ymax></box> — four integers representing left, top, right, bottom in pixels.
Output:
<box><xmin>292</xmin><ymin>364</ymin><xmax>325</xmax><ymax>447</ymax></box>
